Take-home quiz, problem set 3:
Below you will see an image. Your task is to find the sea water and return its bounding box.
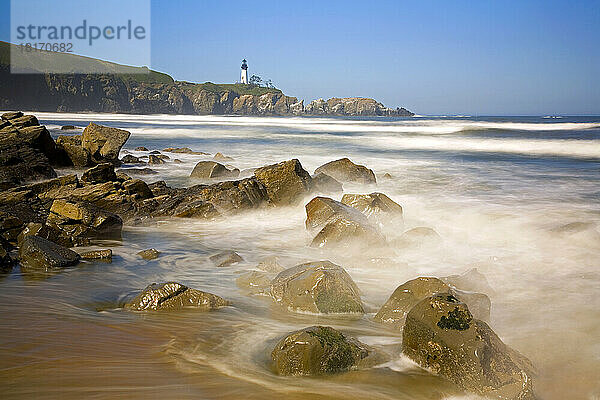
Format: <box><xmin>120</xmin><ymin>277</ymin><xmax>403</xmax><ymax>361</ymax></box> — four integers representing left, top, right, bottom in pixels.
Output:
<box><xmin>0</xmin><ymin>113</ymin><xmax>599</xmax><ymax>399</ymax></box>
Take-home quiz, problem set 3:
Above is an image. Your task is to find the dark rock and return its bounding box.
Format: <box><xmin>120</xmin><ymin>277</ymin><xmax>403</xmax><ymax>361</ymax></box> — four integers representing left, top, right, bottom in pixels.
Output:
<box><xmin>311</xmin><ymin>173</ymin><xmax>343</xmax><ymax>194</ymax></box>
<box><xmin>0</xmin><ymin>212</ymin><xmax>24</xmax><ymax>245</ymax></box>
<box><xmin>254</xmin><ymin>159</ymin><xmax>312</xmax><ymax>205</ymax></box>
<box><xmin>18</xmin><ymin>235</ymin><xmax>80</xmax><ymax>271</ymax></box>
<box><xmin>271</xmin><ymin>326</ymin><xmax>378</xmax><ymax>376</ymax></box>
<box><xmin>61</xmin><ymin>125</ymin><xmax>77</xmax><ymax>130</ymax></box>
<box><xmin>122</xmin><ymin>179</ymin><xmax>153</xmax><ymax>200</ymax></box>
<box><xmin>10</xmin><ymin>114</ymin><xmax>39</xmax><ymax>128</ymax></box>
<box><xmin>135</xmin><ymin>146</ymin><xmax>149</xmax><ymax>151</ymax></box>
<box><xmin>17</xmin><ymin>222</ymin><xmax>67</xmax><ymax>247</ymax></box>
<box><xmin>124</xmin><ymin>282</ymin><xmax>229</xmax><ymax>311</ymax></box>
<box><xmin>172</xmin><ymin>199</ymin><xmax>219</xmax><ymax>219</ymax></box>
<box><xmin>147</xmin><ymin>154</ymin><xmax>165</xmax><ymax>164</ymax></box>
<box><xmin>341</xmin><ymin>192</ymin><xmax>403</xmax><ymax>226</ymax></box>
<box><xmin>46</xmin><ymin>199</ymin><xmax>123</xmax><ymax>245</ymax></box>
<box><xmin>81</xmin><ymin>163</ymin><xmax>117</xmax><ymax>184</ymax></box>
<box><xmin>163</xmin><ymin>147</ymin><xmax>209</xmax><ymax>155</ymax></box>
<box><xmin>173</xmin><ymin>159</ymin><xmax>182</xmax><ymax>164</ymax></box>
<box><xmin>403</xmin><ymin>294</ymin><xmax>536</xmax><ymax>399</ymax></box>
<box><xmin>2</xmin><ymin>111</ymin><xmax>23</xmax><ymax>120</ymax></box>
<box><xmin>156</xmin><ymin>154</ymin><xmax>170</xmax><ymax>160</ymax></box>
<box><xmin>81</xmin><ymin>122</ymin><xmax>131</xmax><ymax>165</ymax></box>
<box><xmin>374</xmin><ymin>277</ymin><xmax>491</xmax><ymax>328</ymax></box>
<box><xmin>121</xmin><ymin>167</ymin><xmax>158</xmax><ymax>175</ymax></box>
<box><xmin>138</xmin><ymin>248</ymin><xmax>160</xmax><ymax>260</ymax></box>
<box><xmin>0</xmin><ymin>239</ymin><xmax>15</xmax><ymax>270</ymax></box>
<box><xmin>269</xmin><ymin>260</ymin><xmax>364</xmax><ymax>314</ymax></box>
<box><xmin>314</xmin><ymin>158</ymin><xmax>376</xmax><ymax>184</ymax></box>
<box><xmin>213</xmin><ymin>152</ymin><xmax>234</xmax><ymax>161</ymax></box>
<box><xmin>209</xmin><ymin>250</ymin><xmax>243</xmax><ymax>267</ymax></box>
<box><xmin>56</xmin><ymin>135</ymin><xmax>93</xmax><ymax>167</ymax></box>
<box><xmin>190</xmin><ymin>161</ymin><xmax>239</xmax><ymax>179</ymax></box>
<box><xmin>149</xmin><ymin>150</ymin><xmax>161</xmax><ymax>155</ymax></box>
<box><xmin>80</xmin><ymin>249</ymin><xmax>112</xmax><ymax>261</ymax></box>
<box><xmin>121</xmin><ymin>154</ymin><xmax>144</xmax><ymax>164</ymax></box>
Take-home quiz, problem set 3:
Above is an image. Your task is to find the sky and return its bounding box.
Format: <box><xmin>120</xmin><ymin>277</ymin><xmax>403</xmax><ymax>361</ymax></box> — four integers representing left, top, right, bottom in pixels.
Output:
<box><xmin>1</xmin><ymin>0</ymin><xmax>599</xmax><ymax>115</ymax></box>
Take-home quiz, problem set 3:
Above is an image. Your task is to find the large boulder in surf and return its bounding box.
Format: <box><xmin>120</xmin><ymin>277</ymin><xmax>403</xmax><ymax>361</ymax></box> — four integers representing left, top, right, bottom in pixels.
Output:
<box><xmin>81</xmin><ymin>122</ymin><xmax>131</xmax><ymax>165</ymax></box>
<box><xmin>374</xmin><ymin>277</ymin><xmax>491</xmax><ymax>328</ymax></box>
<box><xmin>311</xmin><ymin>173</ymin><xmax>343</xmax><ymax>194</ymax></box>
<box><xmin>46</xmin><ymin>199</ymin><xmax>123</xmax><ymax>246</ymax></box>
<box><xmin>341</xmin><ymin>192</ymin><xmax>403</xmax><ymax>227</ymax></box>
<box><xmin>269</xmin><ymin>260</ymin><xmax>364</xmax><ymax>314</ymax></box>
<box><xmin>403</xmin><ymin>294</ymin><xmax>536</xmax><ymax>400</ymax></box>
<box><xmin>314</xmin><ymin>158</ymin><xmax>376</xmax><ymax>185</ymax></box>
<box><xmin>271</xmin><ymin>326</ymin><xmax>381</xmax><ymax>376</ymax></box>
<box><xmin>18</xmin><ymin>235</ymin><xmax>80</xmax><ymax>271</ymax></box>
<box><xmin>124</xmin><ymin>282</ymin><xmax>229</xmax><ymax>311</ymax></box>
<box><xmin>394</xmin><ymin>227</ymin><xmax>442</xmax><ymax>248</ymax></box>
<box><xmin>56</xmin><ymin>135</ymin><xmax>93</xmax><ymax>167</ymax></box>
<box><xmin>190</xmin><ymin>161</ymin><xmax>239</xmax><ymax>179</ymax></box>
<box><xmin>254</xmin><ymin>159</ymin><xmax>312</xmax><ymax>205</ymax></box>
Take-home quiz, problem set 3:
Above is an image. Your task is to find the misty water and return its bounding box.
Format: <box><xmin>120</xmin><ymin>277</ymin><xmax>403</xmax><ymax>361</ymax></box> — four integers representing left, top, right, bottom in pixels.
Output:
<box><xmin>1</xmin><ymin>113</ymin><xmax>599</xmax><ymax>399</ymax></box>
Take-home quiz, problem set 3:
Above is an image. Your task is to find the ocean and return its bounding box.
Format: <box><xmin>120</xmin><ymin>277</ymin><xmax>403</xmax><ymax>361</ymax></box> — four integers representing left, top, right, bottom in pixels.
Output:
<box><xmin>1</xmin><ymin>113</ymin><xmax>599</xmax><ymax>399</ymax></box>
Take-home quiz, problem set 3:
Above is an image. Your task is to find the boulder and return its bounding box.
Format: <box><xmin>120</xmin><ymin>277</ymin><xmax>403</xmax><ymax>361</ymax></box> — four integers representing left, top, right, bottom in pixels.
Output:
<box><xmin>341</xmin><ymin>192</ymin><xmax>403</xmax><ymax>226</ymax></box>
<box><xmin>271</xmin><ymin>326</ymin><xmax>377</xmax><ymax>376</ymax></box>
<box><xmin>254</xmin><ymin>159</ymin><xmax>312</xmax><ymax>205</ymax></box>
<box><xmin>121</xmin><ymin>167</ymin><xmax>158</xmax><ymax>175</ymax></box>
<box><xmin>403</xmin><ymin>294</ymin><xmax>536</xmax><ymax>400</ymax></box>
<box><xmin>56</xmin><ymin>135</ymin><xmax>93</xmax><ymax>167</ymax></box>
<box><xmin>190</xmin><ymin>161</ymin><xmax>239</xmax><ymax>179</ymax></box>
<box><xmin>81</xmin><ymin>163</ymin><xmax>117</xmax><ymax>184</ymax></box>
<box><xmin>311</xmin><ymin>173</ymin><xmax>343</xmax><ymax>194</ymax></box>
<box><xmin>61</xmin><ymin>125</ymin><xmax>77</xmax><ymax>130</ymax></box>
<box><xmin>122</xmin><ymin>179</ymin><xmax>153</xmax><ymax>200</ymax></box>
<box><xmin>394</xmin><ymin>227</ymin><xmax>441</xmax><ymax>248</ymax></box>
<box><xmin>46</xmin><ymin>199</ymin><xmax>123</xmax><ymax>245</ymax></box>
<box><xmin>138</xmin><ymin>248</ymin><xmax>160</xmax><ymax>260</ymax></box>
<box><xmin>305</xmin><ymin>196</ymin><xmax>366</xmax><ymax>232</ymax></box>
<box><xmin>17</xmin><ymin>222</ymin><xmax>67</xmax><ymax>247</ymax></box>
<box><xmin>209</xmin><ymin>250</ymin><xmax>243</xmax><ymax>267</ymax></box>
<box><xmin>147</xmin><ymin>154</ymin><xmax>165</xmax><ymax>164</ymax></box>
<box><xmin>18</xmin><ymin>236</ymin><xmax>80</xmax><ymax>271</ymax></box>
<box><xmin>121</xmin><ymin>154</ymin><xmax>143</xmax><ymax>164</ymax></box>
<box><xmin>374</xmin><ymin>277</ymin><xmax>491</xmax><ymax>328</ymax></box>
<box><xmin>2</xmin><ymin>111</ymin><xmax>23</xmax><ymax>120</ymax></box>
<box><xmin>124</xmin><ymin>282</ymin><xmax>229</xmax><ymax>311</ymax></box>
<box><xmin>0</xmin><ymin>212</ymin><xmax>24</xmax><ymax>245</ymax></box>
<box><xmin>269</xmin><ymin>261</ymin><xmax>364</xmax><ymax>314</ymax></box>
<box><xmin>314</xmin><ymin>158</ymin><xmax>376</xmax><ymax>184</ymax></box>
<box><xmin>81</xmin><ymin>123</ymin><xmax>130</xmax><ymax>165</ymax></box>
<box><xmin>441</xmin><ymin>268</ymin><xmax>495</xmax><ymax>295</ymax></box>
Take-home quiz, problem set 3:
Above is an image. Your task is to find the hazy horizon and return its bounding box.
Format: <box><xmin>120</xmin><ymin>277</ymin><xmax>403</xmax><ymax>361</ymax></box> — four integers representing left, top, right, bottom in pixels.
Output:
<box><xmin>1</xmin><ymin>0</ymin><xmax>599</xmax><ymax>116</ymax></box>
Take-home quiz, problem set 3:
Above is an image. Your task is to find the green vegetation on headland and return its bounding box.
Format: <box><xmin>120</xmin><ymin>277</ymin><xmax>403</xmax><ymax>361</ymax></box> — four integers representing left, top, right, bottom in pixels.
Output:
<box><xmin>0</xmin><ymin>41</ymin><xmax>413</xmax><ymax>116</ymax></box>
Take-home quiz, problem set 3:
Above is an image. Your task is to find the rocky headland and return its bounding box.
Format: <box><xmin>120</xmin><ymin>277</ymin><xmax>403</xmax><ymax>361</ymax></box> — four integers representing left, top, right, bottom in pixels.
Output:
<box><xmin>0</xmin><ymin>111</ymin><xmax>538</xmax><ymax>399</ymax></box>
<box><xmin>0</xmin><ymin>41</ymin><xmax>413</xmax><ymax>117</ymax></box>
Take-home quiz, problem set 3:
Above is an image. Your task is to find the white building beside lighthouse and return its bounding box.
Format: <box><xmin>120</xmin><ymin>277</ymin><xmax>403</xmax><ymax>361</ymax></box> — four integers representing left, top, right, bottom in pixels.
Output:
<box><xmin>240</xmin><ymin>59</ymin><xmax>248</xmax><ymax>84</ymax></box>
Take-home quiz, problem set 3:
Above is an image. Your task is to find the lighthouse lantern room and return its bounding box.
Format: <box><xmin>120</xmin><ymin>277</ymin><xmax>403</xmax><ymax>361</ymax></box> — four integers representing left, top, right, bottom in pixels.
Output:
<box><xmin>241</xmin><ymin>59</ymin><xmax>248</xmax><ymax>84</ymax></box>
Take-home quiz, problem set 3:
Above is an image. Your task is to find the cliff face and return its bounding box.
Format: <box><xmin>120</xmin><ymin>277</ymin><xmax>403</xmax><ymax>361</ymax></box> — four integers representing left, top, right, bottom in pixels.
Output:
<box><xmin>0</xmin><ymin>42</ymin><xmax>413</xmax><ymax>117</ymax></box>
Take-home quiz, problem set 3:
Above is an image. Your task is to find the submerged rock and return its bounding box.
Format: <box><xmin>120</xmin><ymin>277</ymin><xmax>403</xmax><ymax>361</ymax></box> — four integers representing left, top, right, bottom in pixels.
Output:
<box><xmin>255</xmin><ymin>255</ymin><xmax>285</xmax><ymax>273</ymax></box>
<box><xmin>235</xmin><ymin>270</ymin><xmax>271</xmax><ymax>294</ymax></box>
<box><xmin>269</xmin><ymin>260</ymin><xmax>364</xmax><ymax>314</ymax></box>
<box><xmin>190</xmin><ymin>161</ymin><xmax>239</xmax><ymax>179</ymax></box>
<box><xmin>18</xmin><ymin>236</ymin><xmax>80</xmax><ymax>271</ymax></box>
<box><xmin>271</xmin><ymin>326</ymin><xmax>378</xmax><ymax>376</ymax></box>
<box><xmin>124</xmin><ymin>282</ymin><xmax>229</xmax><ymax>311</ymax></box>
<box><xmin>135</xmin><ymin>146</ymin><xmax>148</xmax><ymax>151</ymax></box>
<box><xmin>311</xmin><ymin>173</ymin><xmax>343</xmax><ymax>194</ymax></box>
<box><xmin>137</xmin><ymin>248</ymin><xmax>160</xmax><ymax>260</ymax></box>
<box><xmin>214</xmin><ymin>152</ymin><xmax>234</xmax><ymax>161</ymax></box>
<box><xmin>163</xmin><ymin>147</ymin><xmax>208</xmax><ymax>155</ymax></box>
<box><xmin>61</xmin><ymin>125</ymin><xmax>77</xmax><ymax>130</ymax></box>
<box><xmin>403</xmin><ymin>294</ymin><xmax>536</xmax><ymax>400</ymax></box>
<box><xmin>374</xmin><ymin>277</ymin><xmax>491</xmax><ymax>328</ymax></box>
<box><xmin>394</xmin><ymin>227</ymin><xmax>441</xmax><ymax>248</ymax></box>
<box><xmin>254</xmin><ymin>159</ymin><xmax>312</xmax><ymax>205</ymax></box>
<box><xmin>80</xmin><ymin>249</ymin><xmax>112</xmax><ymax>261</ymax></box>
<box><xmin>209</xmin><ymin>250</ymin><xmax>243</xmax><ymax>267</ymax></box>
<box><xmin>341</xmin><ymin>192</ymin><xmax>403</xmax><ymax>226</ymax></box>
<box><xmin>314</xmin><ymin>158</ymin><xmax>376</xmax><ymax>184</ymax></box>
<box><xmin>147</xmin><ymin>154</ymin><xmax>165</xmax><ymax>164</ymax></box>
<box><xmin>121</xmin><ymin>154</ymin><xmax>144</xmax><ymax>164</ymax></box>
<box><xmin>441</xmin><ymin>268</ymin><xmax>495</xmax><ymax>295</ymax></box>
<box><xmin>81</xmin><ymin>122</ymin><xmax>131</xmax><ymax>165</ymax></box>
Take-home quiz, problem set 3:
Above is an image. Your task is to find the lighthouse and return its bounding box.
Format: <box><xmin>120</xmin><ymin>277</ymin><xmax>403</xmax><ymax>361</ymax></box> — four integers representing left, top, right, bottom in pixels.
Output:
<box><xmin>240</xmin><ymin>59</ymin><xmax>248</xmax><ymax>84</ymax></box>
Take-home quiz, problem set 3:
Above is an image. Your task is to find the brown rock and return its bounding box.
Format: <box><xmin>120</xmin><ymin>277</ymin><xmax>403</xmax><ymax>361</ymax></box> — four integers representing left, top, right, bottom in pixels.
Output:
<box><xmin>314</xmin><ymin>158</ymin><xmax>376</xmax><ymax>184</ymax></box>
<box><xmin>81</xmin><ymin>122</ymin><xmax>131</xmax><ymax>165</ymax></box>
<box><xmin>81</xmin><ymin>163</ymin><xmax>117</xmax><ymax>184</ymax></box>
<box><xmin>190</xmin><ymin>161</ymin><xmax>239</xmax><ymax>179</ymax></box>
<box><xmin>124</xmin><ymin>282</ymin><xmax>229</xmax><ymax>311</ymax></box>
<box><xmin>138</xmin><ymin>248</ymin><xmax>160</xmax><ymax>260</ymax></box>
<box><xmin>254</xmin><ymin>159</ymin><xmax>312</xmax><ymax>205</ymax></box>
<box><xmin>209</xmin><ymin>250</ymin><xmax>243</xmax><ymax>267</ymax></box>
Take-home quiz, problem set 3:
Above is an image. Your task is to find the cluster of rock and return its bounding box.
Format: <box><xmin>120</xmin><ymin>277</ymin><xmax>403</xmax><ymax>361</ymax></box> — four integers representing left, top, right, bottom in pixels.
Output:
<box><xmin>305</xmin><ymin>97</ymin><xmax>412</xmax><ymax>117</ymax></box>
<box><xmin>0</xmin><ymin>112</ymin><xmax>536</xmax><ymax>399</ymax></box>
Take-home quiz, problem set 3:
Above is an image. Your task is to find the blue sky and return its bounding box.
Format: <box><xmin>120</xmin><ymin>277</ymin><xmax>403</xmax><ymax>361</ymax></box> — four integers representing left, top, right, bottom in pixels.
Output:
<box><xmin>1</xmin><ymin>0</ymin><xmax>599</xmax><ymax>115</ymax></box>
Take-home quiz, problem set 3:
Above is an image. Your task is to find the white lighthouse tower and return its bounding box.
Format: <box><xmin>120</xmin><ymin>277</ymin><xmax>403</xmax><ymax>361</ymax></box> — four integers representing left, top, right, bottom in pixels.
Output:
<box><xmin>240</xmin><ymin>59</ymin><xmax>248</xmax><ymax>84</ymax></box>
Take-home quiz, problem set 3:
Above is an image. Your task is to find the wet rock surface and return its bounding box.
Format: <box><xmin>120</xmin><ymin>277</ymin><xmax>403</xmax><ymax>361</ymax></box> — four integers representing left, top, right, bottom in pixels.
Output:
<box><xmin>254</xmin><ymin>159</ymin><xmax>312</xmax><ymax>205</ymax></box>
<box><xmin>374</xmin><ymin>277</ymin><xmax>491</xmax><ymax>328</ymax></box>
<box><xmin>314</xmin><ymin>158</ymin><xmax>376</xmax><ymax>184</ymax></box>
<box><xmin>190</xmin><ymin>161</ymin><xmax>239</xmax><ymax>179</ymax></box>
<box><xmin>18</xmin><ymin>235</ymin><xmax>80</xmax><ymax>271</ymax></box>
<box><xmin>79</xmin><ymin>249</ymin><xmax>112</xmax><ymax>261</ymax></box>
<box><xmin>137</xmin><ymin>248</ymin><xmax>160</xmax><ymax>260</ymax></box>
<box><xmin>341</xmin><ymin>192</ymin><xmax>403</xmax><ymax>226</ymax></box>
<box><xmin>403</xmin><ymin>294</ymin><xmax>536</xmax><ymax>400</ymax></box>
<box><xmin>81</xmin><ymin>123</ymin><xmax>130</xmax><ymax>165</ymax></box>
<box><xmin>124</xmin><ymin>282</ymin><xmax>229</xmax><ymax>311</ymax></box>
<box><xmin>235</xmin><ymin>271</ymin><xmax>271</xmax><ymax>294</ymax></box>
<box><xmin>311</xmin><ymin>173</ymin><xmax>343</xmax><ymax>194</ymax></box>
<box><xmin>269</xmin><ymin>261</ymin><xmax>364</xmax><ymax>314</ymax></box>
<box><xmin>210</xmin><ymin>250</ymin><xmax>243</xmax><ymax>267</ymax></box>
<box><xmin>271</xmin><ymin>326</ymin><xmax>378</xmax><ymax>376</ymax></box>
